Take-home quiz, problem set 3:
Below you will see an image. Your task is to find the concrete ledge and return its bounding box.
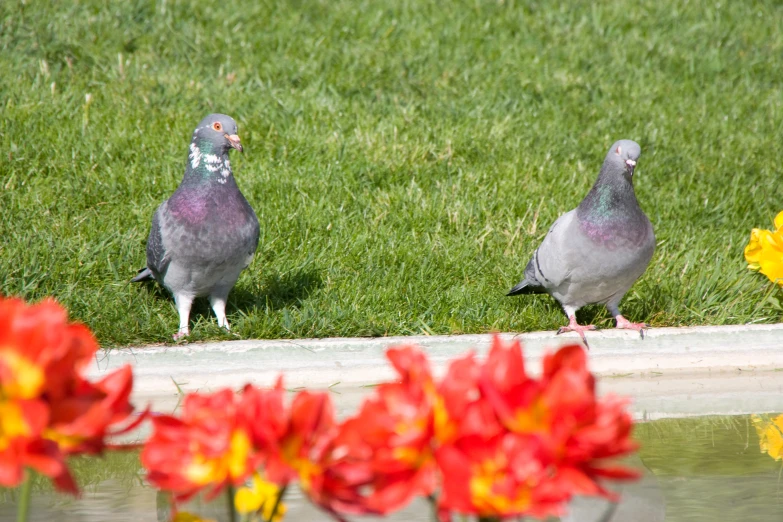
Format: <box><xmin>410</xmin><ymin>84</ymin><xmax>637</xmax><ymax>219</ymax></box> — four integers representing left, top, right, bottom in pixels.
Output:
<box><xmin>89</xmin><ymin>324</ymin><xmax>783</xmax><ymax>421</ymax></box>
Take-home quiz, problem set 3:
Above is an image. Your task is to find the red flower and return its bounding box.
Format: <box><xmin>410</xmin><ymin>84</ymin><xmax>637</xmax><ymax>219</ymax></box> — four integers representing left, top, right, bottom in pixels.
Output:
<box><xmin>298</xmin><ymin>423</ymin><xmax>378</xmax><ymax>520</ymax></box>
<box><xmin>0</xmin><ymin>297</ymin><xmax>137</xmax><ymax>494</ymax></box>
<box><xmin>139</xmin><ymin>335</ymin><xmax>638</xmax><ymax>522</ymax></box>
<box><xmin>46</xmin><ymin>364</ymin><xmax>136</xmax><ymax>455</ymax></box>
<box><xmin>141</xmin><ymin>388</ymin><xmax>261</xmax><ymax>501</ymax></box>
<box><xmin>347</xmin><ymin>337</ymin><xmax>639</xmax><ymax>520</ymax></box>
<box><xmin>245</xmin><ymin>384</ymin><xmax>369</xmax><ymax>520</ymax></box>
<box><xmin>264</xmin><ymin>389</ymin><xmax>337</xmax><ymax>488</ymax></box>
<box><xmin>436</xmin><ymin>352</ymin><xmax>503</xmax><ymax>444</ymax></box>
<box><xmin>331</xmin><ymin>345</ymin><xmax>439</xmax><ymax>514</ymax></box>
<box><xmin>436</xmin><ymin>432</ymin><xmax>560</xmax><ymax>520</ymax></box>
<box><xmin>239</xmin><ymin>378</ymin><xmax>288</xmax><ymax>456</ymax></box>
<box><xmin>476</xmin><ymin>337</ymin><xmax>639</xmax><ymax>508</ymax></box>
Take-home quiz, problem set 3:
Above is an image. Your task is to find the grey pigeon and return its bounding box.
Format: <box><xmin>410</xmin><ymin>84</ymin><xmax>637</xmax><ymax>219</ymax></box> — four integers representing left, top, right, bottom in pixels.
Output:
<box><xmin>132</xmin><ymin>114</ymin><xmax>260</xmax><ymax>340</ymax></box>
<box><xmin>507</xmin><ymin>140</ymin><xmax>654</xmax><ymax>346</ymax></box>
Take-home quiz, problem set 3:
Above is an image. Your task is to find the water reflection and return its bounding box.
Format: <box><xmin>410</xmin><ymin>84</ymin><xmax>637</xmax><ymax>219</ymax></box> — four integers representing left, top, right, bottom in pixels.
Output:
<box><xmin>561</xmin><ymin>456</ymin><xmax>665</xmax><ymax>522</ymax></box>
<box><xmin>1</xmin><ymin>414</ymin><xmax>782</xmax><ymax>522</ymax></box>
<box><xmin>751</xmin><ymin>413</ymin><xmax>783</xmax><ymax>461</ymax></box>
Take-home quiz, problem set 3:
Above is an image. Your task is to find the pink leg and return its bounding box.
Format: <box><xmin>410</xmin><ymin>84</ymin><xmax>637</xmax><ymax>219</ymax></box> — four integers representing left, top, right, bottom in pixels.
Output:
<box><xmin>172</xmin><ymin>293</ymin><xmax>193</xmax><ymax>342</ymax></box>
<box><xmin>556</xmin><ymin>315</ymin><xmax>596</xmax><ymax>349</ymax></box>
<box><xmin>614</xmin><ymin>315</ymin><xmax>649</xmax><ymax>339</ymax></box>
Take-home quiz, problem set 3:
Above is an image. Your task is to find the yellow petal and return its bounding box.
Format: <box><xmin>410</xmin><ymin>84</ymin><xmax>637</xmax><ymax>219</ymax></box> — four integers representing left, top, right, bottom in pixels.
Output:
<box><xmin>763</xmin><ymin>414</ymin><xmax>783</xmax><ymax>460</ymax></box>
<box><xmin>757</xmin><ymin>237</ymin><xmax>783</xmax><ymax>285</ymax></box>
<box><xmin>234</xmin><ymin>486</ymin><xmax>263</xmax><ymax>514</ymax></box>
<box><xmin>43</xmin><ymin>428</ymin><xmax>84</xmax><ymax>451</ymax></box>
<box><xmin>744</xmin><ymin>229</ymin><xmax>771</xmax><ymax>269</ymax></box>
<box><xmin>172</xmin><ymin>512</ymin><xmax>217</xmax><ymax>522</ymax></box>
<box><xmin>184</xmin><ymin>429</ymin><xmax>252</xmax><ymax>487</ymax></box>
<box><xmin>263</xmin><ymin>500</ymin><xmax>287</xmax><ymax>522</ymax></box>
<box><xmin>774</xmin><ymin>211</ymin><xmax>783</xmax><ymax>230</ymax></box>
<box><xmin>0</xmin><ymin>401</ymin><xmax>34</xmax><ymax>450</ymax></box>
<box><xmin>227</xmin><ymin>430</ymin><xmax>252</xmax><ymax>479</ymax></box>
<box><xmin>469</xmin><ymin>458</ymin><xmax>530</xmax><ymax>515</ymax></box>
<box><xmin>235</xmin><ymin>473</ymin><xmax>284</xmax><ymax>517</ymax></box>
<box><xmin>0</xmin><ymin>351</ymin><xmax>45</xmax><ymax>399</ymax></box>
<box><xmin>252</xmin><ymin>474</ymin><xmax>280</xmax><ymax>498</ymax></box>
<box><xmin>185</xmin><ymin>455</ymin><xmax>219</xmax><ymax>485</ymax></box>
<box><xmin>752</xmin><ymin>414</ymin><xmax>783</xmax><ymax>461</ymax></box>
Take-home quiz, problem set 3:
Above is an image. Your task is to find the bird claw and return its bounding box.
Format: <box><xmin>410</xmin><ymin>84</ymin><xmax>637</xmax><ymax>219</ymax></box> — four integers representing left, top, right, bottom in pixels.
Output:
<box><xmin>557</xmin><ymin>325</ymin><xmax>597</xmax><ymax>335</ymax></box>
<box><xmin>172</xmin><ymin>330</ymin><xmax>189</xmax><ymax>341</ymax></box>
<box><xmin>556</xmin><ymin>323</ymin><xmax>596</xmax><ymax>350</ymax></box>
<box><xmin>614</xmin><ymin>317</ymin><xmax>650</xmax><ymax>340</ymax></box>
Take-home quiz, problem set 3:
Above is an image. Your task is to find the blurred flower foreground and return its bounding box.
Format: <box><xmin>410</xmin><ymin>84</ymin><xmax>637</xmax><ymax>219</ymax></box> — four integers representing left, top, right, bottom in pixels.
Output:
<box><xmin>1</xmin><ymin>296</ymin><xmax>639</xmax><ymax>522</ymax></box>
<box><xmin>744</xmin><ymin>210</ymin><xmax>783</xmax><ymax>286</ymax></box>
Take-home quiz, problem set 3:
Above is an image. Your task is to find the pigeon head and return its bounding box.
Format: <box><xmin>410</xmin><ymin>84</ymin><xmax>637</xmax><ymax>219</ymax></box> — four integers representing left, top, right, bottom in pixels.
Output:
<box><xmin>578</xmin><ymin>139</ymin><xmax>644</xmax><ymax>220</ymax></box>
<box><xmin>606</xmin><ymin>139</ymin><xmax>641</xmax><ymax>178</ymax></box>
<box><xmin>191</xmin><ymin>113</ymin><xmax>243</xmax><ymax>154</ymax></box>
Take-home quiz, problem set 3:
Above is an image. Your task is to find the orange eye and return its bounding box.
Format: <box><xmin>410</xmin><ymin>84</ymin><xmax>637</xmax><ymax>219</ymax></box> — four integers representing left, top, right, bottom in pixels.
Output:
<box><xmin>212</xmin><ymin>122</ymin><xmax>223</xmax><ymax>132</ymax></box>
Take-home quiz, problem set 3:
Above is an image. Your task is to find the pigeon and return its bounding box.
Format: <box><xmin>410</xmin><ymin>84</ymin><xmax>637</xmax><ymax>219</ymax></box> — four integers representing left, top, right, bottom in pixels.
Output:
<box><xmin>132</xmin><ymin>114</ymin><xmax>260</xmax><ymax>340</ymax></box>
<box><xmin>507</xmin><ymin>139</ymin><xmax>655</xmax><ymax>347</ymax></box>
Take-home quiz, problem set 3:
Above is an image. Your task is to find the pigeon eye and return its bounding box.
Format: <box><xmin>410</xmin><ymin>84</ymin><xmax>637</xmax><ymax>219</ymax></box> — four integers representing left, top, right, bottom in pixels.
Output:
<box><xmin>212</xmin><ymin>122</ymin><xmax>223</xmax><ymax>132</ymax></box>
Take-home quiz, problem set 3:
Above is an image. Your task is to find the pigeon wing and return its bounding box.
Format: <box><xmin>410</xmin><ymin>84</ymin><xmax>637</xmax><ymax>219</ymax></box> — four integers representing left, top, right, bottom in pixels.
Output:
<box><xmin>513</xmin><ymin>210</ymin><xmax>577</xmax><ymax>292</ymax></box>
<box><xmin>146</xmin><ymin>203</ymin><xmax>170</xmax><ymax>278</ymax></box>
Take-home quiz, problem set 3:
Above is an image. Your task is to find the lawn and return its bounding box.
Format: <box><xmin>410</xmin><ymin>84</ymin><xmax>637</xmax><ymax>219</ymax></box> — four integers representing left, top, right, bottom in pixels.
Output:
<box><xmin>1</xmin><ymin>0</ymin><xmax>782</xmax><ymax>346</ymax></box>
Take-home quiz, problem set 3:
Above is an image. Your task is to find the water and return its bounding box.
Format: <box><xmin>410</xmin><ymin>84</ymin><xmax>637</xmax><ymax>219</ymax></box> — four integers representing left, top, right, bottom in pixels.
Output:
<box><xmin>2</xmin><ymin>414</ymin><xmax>782</xmax><ymax>522</ymax></box>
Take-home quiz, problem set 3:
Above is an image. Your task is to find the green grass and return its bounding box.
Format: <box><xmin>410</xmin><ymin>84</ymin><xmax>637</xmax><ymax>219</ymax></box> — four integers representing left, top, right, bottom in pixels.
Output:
<box><xmin>2</xmin><ymin>0</ymin><xmax>783</xmax><ymax>346</ymax></box>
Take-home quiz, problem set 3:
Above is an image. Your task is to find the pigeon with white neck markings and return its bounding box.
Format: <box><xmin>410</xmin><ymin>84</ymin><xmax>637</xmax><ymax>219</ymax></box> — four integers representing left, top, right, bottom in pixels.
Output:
<box><xmin>132</xmin><ymin>114</ymin><xmax>260</xmax><ymax>340</ymax></box>
<box><xmin>507</xmin><ymin>140</ymin><xmax>654</xmax><ymax>347</ymax></box>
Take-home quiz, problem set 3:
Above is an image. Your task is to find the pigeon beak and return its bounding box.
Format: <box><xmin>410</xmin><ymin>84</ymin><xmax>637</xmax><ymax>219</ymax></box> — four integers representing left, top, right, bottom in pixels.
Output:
<box><xmin>625</xmin><ymin>159</ymin><xmax>636</xmax><ymax>175</ymax></box>
<box><xmin>225</xmin><ymin>134</ymin><xmax>243</xmax><ymax>153</ymax></box>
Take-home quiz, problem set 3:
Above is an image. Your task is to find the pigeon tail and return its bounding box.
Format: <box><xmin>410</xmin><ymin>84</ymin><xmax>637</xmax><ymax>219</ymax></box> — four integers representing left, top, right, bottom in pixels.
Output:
<box><xmin>506</xmin><ymin>279</ymin><xmax>545</xmax><ymax>296</ymax></box>
<box><xmin>131</xmin><ymin>267</ymin><xmax>155</xmax><ymax>283</ymax></box>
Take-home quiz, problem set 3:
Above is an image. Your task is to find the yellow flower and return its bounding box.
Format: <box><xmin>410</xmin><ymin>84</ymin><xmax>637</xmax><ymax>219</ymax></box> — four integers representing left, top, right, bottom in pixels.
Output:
<box><xmin>774</xmin><ymin>210</ymin><xmax>783</xmax><ymax>230</ymax></box>
<box><xmin>744</xmin><ymin>212</ymin><xmax>783</xmax><ymax>285</ymax></box>
<box><xmin>172</xmin><ymin>512</ymin><xmax>217</xmax><ymax>522</ymax></box>
<box><xmin>751</xmin><ymin>414</ymin><xmax>783</xmax><ymax>461</ymax></box>
<box><xmin>234</xmin><ymin>473</ymin><xmax>287</xmax><ymax>521</ymax></box>
<box><xmin>756</xmin><ymin>231</ymin><xmax>783</xmax><ymax>286</ymax></box>
<box><xmin>744</xmin><ymin>228</ymin><xmax>770</xmax><ymax>270</ymax></box>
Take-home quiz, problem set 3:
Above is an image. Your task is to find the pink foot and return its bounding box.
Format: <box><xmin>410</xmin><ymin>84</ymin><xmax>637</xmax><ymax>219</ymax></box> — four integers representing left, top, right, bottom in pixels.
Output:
<box><xmin>172</xmin><ymin>330</ymin><xmax>189</xmax><ymax>341</ymax></box>
<box><xmin>615</xmin><ymin>315</ymin><xmax>649</xmax><ymax>339</ymax></box>
<box><xmin>556</xmin><ymin>316</ymin><xmax>596</xmax><ymax>349</ymax></box>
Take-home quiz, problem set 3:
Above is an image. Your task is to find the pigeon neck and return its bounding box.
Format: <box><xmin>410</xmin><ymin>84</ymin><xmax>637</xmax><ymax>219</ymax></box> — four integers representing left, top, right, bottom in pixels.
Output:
<box><xmin>183</xmin><ymin>138</ymin><xmax>233</xmax><ymax>185</ymax></box>
<box><xmin>577</xmin><ymin>164</ymin><xmax>639</xmax><ymax>220</ymax></box>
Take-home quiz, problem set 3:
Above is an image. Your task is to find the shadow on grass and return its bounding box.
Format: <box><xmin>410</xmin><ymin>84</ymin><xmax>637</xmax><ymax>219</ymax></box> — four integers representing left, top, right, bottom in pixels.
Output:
<box><xmin>131</xmin><ymin>267</ymin><xmax>324</xmax><ymax>327</ymax></box>
<box><xmin>520</xmin><ymin>291</ymin><xmax>660</xmax><ymax>330</ymax></box>
<box><xmin>230</xmin><ymin>267</ymin><xmax>324</xmax><ymax>314</ymax></box>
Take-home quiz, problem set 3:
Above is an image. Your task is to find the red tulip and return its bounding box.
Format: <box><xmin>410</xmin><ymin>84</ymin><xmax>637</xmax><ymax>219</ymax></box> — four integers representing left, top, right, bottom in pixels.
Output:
<box><xmin>0</xmin><ymin>297</ymin><xmax>137</xmax><ymax>494</ymax></box>
<box><xmin>139</xmin><ymin>335</ymin><xmax>638</xmax><ymax>522</ymax></box>
<box><xmin>142</xmin><ymin>388</ymin><xmax>261</xmax><ymax>501</ymax></box>
<box><xmin>475</xmin><ymin>337</ymin><xmax>639</xmax><ymax>507</ymax></box>
<box><xmin>436</xmin><ymin>352</ymin><xmax>503</xmax><ymax>444</ymax></box>
<box><xmin>436</xmin><ymin>432</ymin><xmax>560</xmax><ymax>520</ymax></box>
<box><xmin>264</xmin><ymin>389</ymin><xmax>337</xmax><ymax>488</ymax></box>
<box><xmin>249</xmin><ymin>384</ymin><xmax>372</xmax><ymax>520</ymax></box>
<box><xmin>306</xmin><ymin>345</ymin><xmax>440</xmax><ymax>515</ymax></box>
<box><xmin>297</xmin><ymin>423</ymin><xmax>378</xmax><ymax>520</ymax></box>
